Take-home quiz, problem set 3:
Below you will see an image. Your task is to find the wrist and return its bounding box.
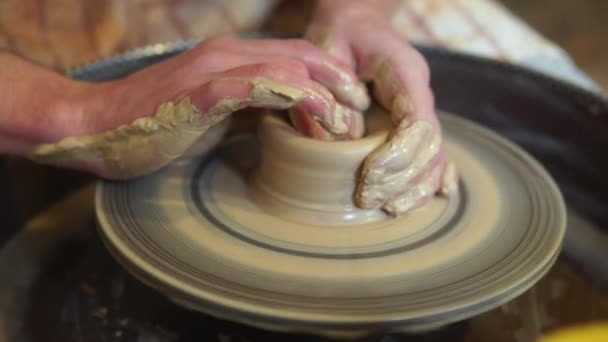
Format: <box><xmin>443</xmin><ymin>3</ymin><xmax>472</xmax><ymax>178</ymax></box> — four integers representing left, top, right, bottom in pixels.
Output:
<box><xmin>7</xmin><ymin>75</ymin><xmax>94</xmax><ymax>154</ymax></box>
<box><xmin>43</xmin><ymin>79</ymin><xmax>97</xmax><ymax>141</ymax></box>
<box><xmin>58</xmin><ymin>76</ymin><xmax>159</xmax><ymax>138</ymax></box>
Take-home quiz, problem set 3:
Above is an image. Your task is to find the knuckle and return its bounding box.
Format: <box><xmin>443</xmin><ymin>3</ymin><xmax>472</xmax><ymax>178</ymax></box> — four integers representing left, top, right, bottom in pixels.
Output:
<box><xmin>201</xmin><ymin>78</ymin><xmax>224</xmax><ymax>97</ymax></box>
<box><xmin>250</xmin><ymin>63</ymin><xmax>281</xmax><ymax>79</ymax></box>
<box><xmin>246</xmin><ymin>62</ymin><xmax>297</xmax><ymax>83</ymax></box>
<box><xmin>283</xmin><ymin>59</ymin><xmax>309</xmax><ymax>76</ymax></box>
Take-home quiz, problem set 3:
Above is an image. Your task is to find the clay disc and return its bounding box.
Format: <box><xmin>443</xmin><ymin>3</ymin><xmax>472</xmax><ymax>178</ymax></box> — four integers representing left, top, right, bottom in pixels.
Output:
<box><xmin>95</xmin><ymin>112</ymin><xmax>566</xmax><ymax>335</ymax></box>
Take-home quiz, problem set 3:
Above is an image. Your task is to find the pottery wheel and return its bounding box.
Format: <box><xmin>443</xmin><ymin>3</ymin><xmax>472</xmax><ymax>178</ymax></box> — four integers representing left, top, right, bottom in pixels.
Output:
<box><xmin>95</xmin><ymin>111</ymin><xmax>565</xmax><ymax>335</ymax></box>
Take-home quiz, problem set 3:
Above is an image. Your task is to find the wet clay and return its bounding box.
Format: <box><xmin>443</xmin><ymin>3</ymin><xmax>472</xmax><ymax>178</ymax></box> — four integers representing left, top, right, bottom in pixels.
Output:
<box><xmin>249</xmin><ymin>104</ymin><xmax>446</xmax><ymax>224</ymax></box>
<box><xmin>94</xmin><ymin>109</ymin><xmax>566</xmax><ymax>336</ymax></box>
<box><xmin>355</xmin><ymin>120</ymin><xmax>442</xmax><ymax>211</ymax></box>
<box><xmin>250</xmin><ymin>111</ymin><xmax>391</xmax><ymax>225</ymax></box>
<box><xmin>28</xmin><ymin>78</ymin><xmax>308</xmax><ymax>179</ymax></box>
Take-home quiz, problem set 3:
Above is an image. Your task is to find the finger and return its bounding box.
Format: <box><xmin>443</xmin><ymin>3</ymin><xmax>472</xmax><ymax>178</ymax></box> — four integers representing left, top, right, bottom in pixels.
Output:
<box><xmin>359</xmin><ymin>141</ymin><xmax>451</xmax><ymax>210</ymax></box>
<box><xmin>185</xmin><ymin>51</ymin><xmax>363</xmax><ymax>139</ymax></box>
<box><xmin>363</xmin><ymin>120</ymin><xmax>440</xmax><ymax>184</ymax></box>
<box><xmin>356</xmin><ymin>142</ymin><xmax>442</xmax><ymax>209</ymax></box>
<box><xmin>288</xmin><ymin>107</ymin><xmax>334</xmax><ymax>140</ymax></box>
<box><xmin>359</xmin><ymin>45</ymin><xmax>436</xmax><ymax>129</ymax></box>
<box><xmin>439</xmin><ymin>159</ymin><xmax>459</xmax><ymax>197</ymax></box>
<box><xmin>383</xmin><ymin>165</ymin><xmax>443</xmax><ymax>215</ymax></box>
<box><xmin>358</xmin><ymin>156</ymin><xmax>439</xmax><ymax>210</ymax></box>
<box><xmin>189</xmin><ymin>63</ymin><xmax>350</xmax><ymax>135</ymax></box>
<box><xmin>346</xmin><ymin>108</ymin><xmax>365</xmax><ymax>139</ymax></box>
<box><xmin>305</xmin><ymin>25</ymin><xmax>358</xmax><ymax>69</ymax></box>
<box><xmin>192</xmin><ymin>51</ymin><xmax>313</xmax><ymax>77</ymax></box>
<box><xmin>164</xmin><ymin>41</ymin><xmax>314</xmax><ymax>86</ymax></box>
<box><xmin>190</xmin><ymin>53</ymin><xmax>365</xmax><ymax>139</ymax></box>
<box><xmin>205</xmin><ymin>36</ymin><xmax>370</xmax><ymax>111</ymax></box>
<box><xmin>289</xmin><ymin>104</ymin><xmax>365</xmax><ymax>140</ymax></box>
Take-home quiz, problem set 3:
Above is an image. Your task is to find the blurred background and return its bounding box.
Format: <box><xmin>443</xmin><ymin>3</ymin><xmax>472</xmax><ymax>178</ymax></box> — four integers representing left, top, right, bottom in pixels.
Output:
<box><xmin>501</xmin><ymin>0</ymin><xmax>608</xmax><ymax>90</ymax></box>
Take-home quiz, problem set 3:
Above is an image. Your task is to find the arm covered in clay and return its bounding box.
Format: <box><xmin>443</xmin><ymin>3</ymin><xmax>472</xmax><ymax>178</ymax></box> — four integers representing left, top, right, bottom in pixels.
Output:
<box><xmin>0</xmin><ymin>37</ymin><xmax>367</xmax><ymax>179</ymax></box>
<box><xmin>304</xmin><ymin>0</ymin><xmax>459</xmax><ymax>215</ymax></box>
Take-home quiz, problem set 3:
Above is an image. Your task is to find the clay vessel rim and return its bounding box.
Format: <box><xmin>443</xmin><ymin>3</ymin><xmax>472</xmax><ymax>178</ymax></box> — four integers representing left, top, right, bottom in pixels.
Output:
<box><xmin>260</xmin><ymin>114</ymin><xmax>390</xmax><ymax>153</ymax></box>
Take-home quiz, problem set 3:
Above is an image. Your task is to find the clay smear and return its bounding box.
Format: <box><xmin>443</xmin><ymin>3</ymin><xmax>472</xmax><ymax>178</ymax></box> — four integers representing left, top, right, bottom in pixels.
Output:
<box><xmin>28</xmin><ymin>79</ymin><xmax>307</xmax><ymax>179</ymax></box>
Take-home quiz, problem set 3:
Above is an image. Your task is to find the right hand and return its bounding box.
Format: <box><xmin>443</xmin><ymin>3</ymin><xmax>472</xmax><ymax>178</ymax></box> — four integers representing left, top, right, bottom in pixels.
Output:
<box><xmin>29</xmin><ymin>36</ymin><xmax>369</xmax><ymax>179</ymax></box>
<box><xmin>304</xmin><ymin>0</ymin><xmax>458</xmax><ymax>215</ymax></box>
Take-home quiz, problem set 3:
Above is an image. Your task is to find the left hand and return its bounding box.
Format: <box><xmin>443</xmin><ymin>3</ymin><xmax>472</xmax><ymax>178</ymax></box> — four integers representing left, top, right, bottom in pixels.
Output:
<box><xmin>304</xmin><ymin>0</ymin><xmax>458</xmax><ymax>215</ymax></box>
<box><xmin>27</xmin><ymin>36</ymin><xmax>368</xmax><ymax>179</ymax></box>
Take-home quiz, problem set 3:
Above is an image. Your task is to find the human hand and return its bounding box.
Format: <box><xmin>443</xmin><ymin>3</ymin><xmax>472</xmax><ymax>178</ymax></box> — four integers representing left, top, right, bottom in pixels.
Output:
<box><xmin>305</xmin><ymin>0</ymin><xmax>458</xmax><ymax>215</ymax></box>
<box><xmin>29</xmin><ymin>36</ymin><xmax>369</xmax><ymax>179</ymax></box>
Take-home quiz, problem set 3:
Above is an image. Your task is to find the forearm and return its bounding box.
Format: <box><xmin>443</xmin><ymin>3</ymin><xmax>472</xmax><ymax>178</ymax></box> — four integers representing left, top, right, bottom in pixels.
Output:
<box><xmin>0</xmin><ymin>51</ymin><xmax>88</xmax><ymax>156</ymax></box>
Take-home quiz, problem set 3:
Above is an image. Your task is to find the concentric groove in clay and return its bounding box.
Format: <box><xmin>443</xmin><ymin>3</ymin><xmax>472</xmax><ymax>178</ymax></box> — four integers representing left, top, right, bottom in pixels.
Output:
<box><xmin>95</xmin><ymin>112</ymin><xmax>565</xmax><ymax>329</ymax></box>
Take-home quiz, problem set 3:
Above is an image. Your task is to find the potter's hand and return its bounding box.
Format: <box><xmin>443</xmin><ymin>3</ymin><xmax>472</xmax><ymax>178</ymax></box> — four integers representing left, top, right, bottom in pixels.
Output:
<box><xmin>28</xmin><ymin>36</ymin><xmax>368</xmax><ymax>179</ymax></box>
<box><xmin>305</xmin><ymin>0</ymin><xmax>458</xmax><ymax>215</ymax></box>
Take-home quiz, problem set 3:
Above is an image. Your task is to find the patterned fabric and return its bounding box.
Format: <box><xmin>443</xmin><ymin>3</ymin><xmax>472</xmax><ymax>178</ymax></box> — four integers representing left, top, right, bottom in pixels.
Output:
<box><xmin>0</xmin><ymin>0</ymin><xmax>280</xmax><ymax>70</ymax></box>
<box><xmin>0</xmin><ymin>0</ymin><xmax>599</xmax><ymax>91</ymax></box>
<box><xmin>389</xmin><ymin>0</ymin><xmax>599</xmax><ymax>91</ymax></box>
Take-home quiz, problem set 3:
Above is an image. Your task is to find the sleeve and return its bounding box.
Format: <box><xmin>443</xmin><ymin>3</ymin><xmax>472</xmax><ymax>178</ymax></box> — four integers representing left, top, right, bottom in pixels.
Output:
<box><xmin>389</xmin><ymin>0</ymin><xmax>600</xmax><ymax>92</ymax></box>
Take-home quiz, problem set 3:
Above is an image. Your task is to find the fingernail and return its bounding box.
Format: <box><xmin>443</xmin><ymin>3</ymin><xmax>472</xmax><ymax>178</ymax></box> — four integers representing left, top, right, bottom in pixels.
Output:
<box><xmin>334</xmin><ymin>110</ymin><xmax>365</xmax><ymax>140</ymax></box>
<box><xmin>349</xmin><ymin>83</ymin><xmax>371</xmax><ymax>110</ymax></box>
<box><xmin>328</xmin><ymin>104</ymin><xmax>351</xmax><ymax>135</ymax></box>
<box><xmin>331</xmin><ymin>81</ymin><xmax>370</xmax><ymax>112</ymax></box>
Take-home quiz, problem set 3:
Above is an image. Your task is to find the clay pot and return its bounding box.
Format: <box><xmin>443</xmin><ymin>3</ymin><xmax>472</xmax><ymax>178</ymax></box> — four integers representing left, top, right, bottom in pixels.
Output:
<box><xmin>249</xmin><ymin>111</ymin><xmax>392</xmax><ymax>225</ymax></box>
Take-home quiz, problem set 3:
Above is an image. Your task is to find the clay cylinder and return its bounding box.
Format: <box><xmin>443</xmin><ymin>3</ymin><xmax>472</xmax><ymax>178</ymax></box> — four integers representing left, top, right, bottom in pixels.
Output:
<box><xmin>249</xmin><ymin>112</ymin><xmax>391</xmax><ymax>225</ymax></box>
